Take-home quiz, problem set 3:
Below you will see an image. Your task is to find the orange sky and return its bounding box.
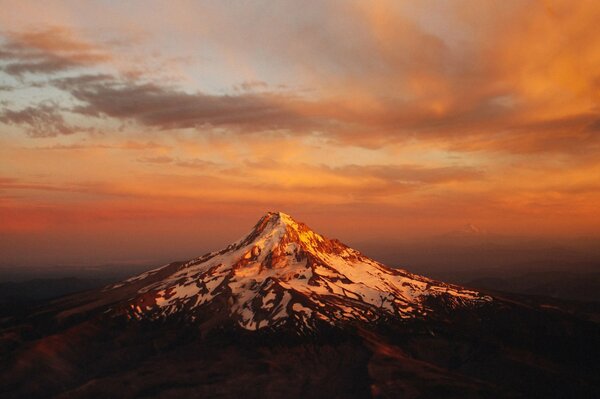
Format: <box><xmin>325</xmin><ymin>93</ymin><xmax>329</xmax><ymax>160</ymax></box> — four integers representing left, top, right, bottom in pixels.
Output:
<box><xmin>1</xmin><ymin>0</ymin><xmax>599</xmax><ymax>267</ymax></box>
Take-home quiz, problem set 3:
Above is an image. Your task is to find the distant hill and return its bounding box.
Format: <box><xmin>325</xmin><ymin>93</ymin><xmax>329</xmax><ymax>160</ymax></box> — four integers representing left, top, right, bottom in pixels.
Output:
<box><xmin>466</xmin><ymin>271</ymin><xmax>600</xmax><ymax>302</ymax></box>
<box><xmin>0</xmin><ymin>277</ymin><xmax>116</xmax><ymax>302</ymax></box>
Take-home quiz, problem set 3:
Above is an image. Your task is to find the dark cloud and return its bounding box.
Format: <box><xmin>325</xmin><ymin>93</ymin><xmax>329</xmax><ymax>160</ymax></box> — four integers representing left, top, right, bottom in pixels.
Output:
<box><xmin>514</xmin><ymin>113</ymin><xmax>600</xmax><ymax>133</ymax></box>
<box><xmin>3</xmin><ymin>56</ymin><xmax>81</xmax><ymax>76</ymax></box>
<box><xmin>0</xmin><ymin>27</ymin><xmax>109</xmax><ymax>76</ymax></box>
<box><xmin>53</xmin><ymin>74</ymin><xmax>316</xmax><ymax>132</ymax></box>
<box><xmin>441</xmin><ymin>113</ymin><xmax>600</xmax><ymax>154</ymax></box>
<box><xmin>48</xmin><ymin>72</ymin><xmax>511</xmax><ymax>145</ymax></box>
<box><xmin>0</xmin><ymin>103</ymin><xmax>77</xmax><ymax>137</ymax></box>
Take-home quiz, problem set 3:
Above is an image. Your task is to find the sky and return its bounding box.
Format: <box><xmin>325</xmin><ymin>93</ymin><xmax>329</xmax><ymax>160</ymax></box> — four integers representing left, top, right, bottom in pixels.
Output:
<box><xmin>1</xmin><ymin>0</ymin><xmax>599</xmax><ymax>269</ymax></box>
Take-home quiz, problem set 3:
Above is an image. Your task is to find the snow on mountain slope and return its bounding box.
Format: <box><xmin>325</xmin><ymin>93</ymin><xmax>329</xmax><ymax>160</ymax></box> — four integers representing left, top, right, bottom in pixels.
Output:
<box><xmin>107</xmin><ymin>212</ymin><xmax>490</xmax><ymax>331</ymax></box>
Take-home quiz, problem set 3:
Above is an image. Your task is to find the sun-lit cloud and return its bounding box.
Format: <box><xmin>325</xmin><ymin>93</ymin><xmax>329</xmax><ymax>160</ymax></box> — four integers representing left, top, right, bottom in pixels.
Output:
<box><xmin>0</xmin><ymin>0</ymin><xmax>599</xmax><ymax>267</ymax></box>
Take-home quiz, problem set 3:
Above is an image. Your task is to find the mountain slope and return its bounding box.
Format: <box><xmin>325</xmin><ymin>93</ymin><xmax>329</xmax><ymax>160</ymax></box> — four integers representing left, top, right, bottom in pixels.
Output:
<box><xmin>105</xmin><ymin>212</ymin><xmax>489</xmax><ymax>331</ymax></box>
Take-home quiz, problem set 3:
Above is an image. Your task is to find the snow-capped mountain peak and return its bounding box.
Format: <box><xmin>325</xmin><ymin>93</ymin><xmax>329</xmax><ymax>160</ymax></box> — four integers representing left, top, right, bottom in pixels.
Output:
<box><xmin>108</xmin><ymin>212</ymin><xmax>490</xmax><ymax>332</ymax></box>
<box><xmin>226</xmin><ymin>211</ymin><xmax>334</xmax><ymax>258</ymax></box>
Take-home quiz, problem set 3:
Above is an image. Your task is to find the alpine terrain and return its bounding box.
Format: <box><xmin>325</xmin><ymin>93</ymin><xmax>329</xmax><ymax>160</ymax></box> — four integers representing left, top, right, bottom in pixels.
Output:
<box><xmin>1</xmin><ymin>212</ymin><xmax>598</xmax><ymax>398</ymax></box>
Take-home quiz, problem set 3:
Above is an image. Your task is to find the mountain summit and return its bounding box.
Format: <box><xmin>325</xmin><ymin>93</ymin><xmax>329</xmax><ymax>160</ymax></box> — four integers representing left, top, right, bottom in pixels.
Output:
<box><xmin>107</xmin><ymin>212</ymin><xmax>489</xmax><ymax>331</ymax></box>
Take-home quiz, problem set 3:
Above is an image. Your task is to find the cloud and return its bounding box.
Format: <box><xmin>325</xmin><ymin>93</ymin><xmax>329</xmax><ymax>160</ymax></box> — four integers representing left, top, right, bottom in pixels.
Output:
<box><xmin>46</xmin><ymin>71</ymin><xmax>517</xmax><ymax>149</ymax></box>
<box><xmin>440</xmin><ymin>114</ymin><xmax>600</xmax><ymax>154</ymax></box>
<box><xmin>53</xmin><ymin>74</ymin><xmax>315</xmax><ymax>133</ymax></box>
<box><xmin>0</xmin><ymin>103</ymin><xmax>77</xmax><ymax>137</ymax></box>
<box><xmin>137</xmin><ymin>156</ymin><xmax>173</xmax><ymax>164</ymax></box>
<box><xmin>2</xmin><ymin>2</ymin><xmax>595</xmax><ymax>155</ymax></box>
<box><xmin>233</xmin><ymin>80</ymin><xmax>269</xmax><ymax>92</ymax></box>
<box><xmin>333</xmin><ymin>164</ymin><xmax>485</xmax><ymax>184</ymax></box>
<box><xmin>0</xmin><ymin>26</ymin><xmax>110</xmax><ymax>76</ymax></box>
<box><xmin>175</xmin><ymin>158</ymin><xmax>219</xmax><ymax>170</ymax></box>
<box><xmin>137</xmin><ymin>155</ymin><xmax>220</xmax><ymax>170</ymax></box>
<box><xmin>222</xmin><ymin>160</ymin><xmax>485</xmax><ymax>204</ymax></box>
<box><xmin>0</xmin><ymin>176</ymin><xmax>83</xmax><ymax>193</ymax></box>
<box><xmin>32</xmin><ymin>140</ymin><xmax>169</xmax><ymax>151</ymax></box>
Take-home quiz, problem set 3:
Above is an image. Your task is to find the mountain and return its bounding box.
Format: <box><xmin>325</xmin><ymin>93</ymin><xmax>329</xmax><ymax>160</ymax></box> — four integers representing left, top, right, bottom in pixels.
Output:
<box><xmin>455</xmin><ymin>223</ymin><xmax>488</xmax><ymax>237</ymax></box>
<box><xmin>439</xmin><ymin>223</ymin><xmax>491</xmax><ymax>242</ymax></box>
<box><xmin>1</xmin><ymin>212</ymin><xmax>599</xmax><ymax>399</ymax></box>
<box><xmin>466</xmin><ymin>271</ymin><xmax>600</xmax><ymax>302</ymax></box>
<box><xmin>0</xmin><ymin>277</ymin><xmax>115</xmax><ymax>302</ymax></box>
<box><xmin>105</xmin><ymin>212</ymin><xmax>489</xmax><ymax>332</ymax></box>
